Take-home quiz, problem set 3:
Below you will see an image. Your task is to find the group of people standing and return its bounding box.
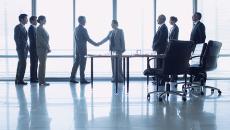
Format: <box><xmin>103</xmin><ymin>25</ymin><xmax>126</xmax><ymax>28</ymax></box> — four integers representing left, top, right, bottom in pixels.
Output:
<box><xmin>14</xmin><ymin>14</ymin><xmax>50</xmax><ymax>86</ymax></box>
<box><xmin>153</xmin><ymin>12</ymin><xmax>206</xmax><ymax>84</ymax></box>
<box><xmin>14</xmin><ymin>12</ymin><xmax>205</xmax><ymax>86</ymax></box>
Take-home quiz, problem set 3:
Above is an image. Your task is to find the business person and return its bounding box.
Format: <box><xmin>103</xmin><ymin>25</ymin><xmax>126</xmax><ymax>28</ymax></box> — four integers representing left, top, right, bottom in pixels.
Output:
<box><xmin>28</xmin><ymin>16</ymin><xmax>38</xmax><ymax>83</ymax></box>
<box><xmin>190</xmin><ymin>12</ymin><xmax>206</xmax><ymax>51</ymax></box>
<box><xmin>14</xmin><ymin>14</ymin><xmax>29</xmax><ymax>85</ymax></box>
<box><xmin>169</xmin><ymin>16</ymin><xmax>179</xmax><ymax>40</ymax></box>
<box><xmin>152</xmin><ymin>14</ymin><xmax>168</xmax><ymax>69</ymax></box>
<box><xmin>36</xmin><ymin>15</ymin><xmax>51</xmax><ymax>86</ymax></box>
<box><xmin>98</xmin><ymin>20</ymin><xmax>125</xmax><ymax>82</ymax></box>
<box><xmin>169</xmin><ymin>16</ymin><xmax>179</xmax><ymax>82</ymax></box>
<box><xmin>70</xmin><ymin>16</ymin><xmax>98</xmax><ymax>84</ymax></box>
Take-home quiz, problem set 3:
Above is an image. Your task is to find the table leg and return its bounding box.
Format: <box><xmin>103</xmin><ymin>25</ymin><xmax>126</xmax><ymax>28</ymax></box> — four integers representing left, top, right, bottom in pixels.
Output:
<box><xmin>147</xmin><ymin>57</ymin><xmax>149</xmax><ymax>85</ymax></box>
<box><xmin>91</xmin><ymin>57</ymin><xmax>93</xmax><ymax>88</ymax></box>
<box><xmin>126</xmin><ymin>57</ymin><xmax>129</xmax><ymax>93</ymax></box>
<box><xmin>123</xmin><ymin>57</ymin><xmax>126</xmax><ymax>85</ymax></box>
<box><xmin>116</xmin><ymin>55</ymin><xmax>118</xmax><ymax>93</ymax></box>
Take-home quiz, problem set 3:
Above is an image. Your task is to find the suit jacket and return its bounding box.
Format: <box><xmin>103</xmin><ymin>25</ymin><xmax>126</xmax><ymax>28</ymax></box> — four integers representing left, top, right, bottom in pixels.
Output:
<box><xmin>190</xmin><ymin>21</ymin><xmax>206</xmax><ymax>44</ymax></box>
<box><xmin>36</xmin><ymin>25</ymin><xmax>50</xmax><ymax>55</ymax></box>
<box><xmin>100</xmin><ymin>28</ymin><xmax>125</xmax><ymax>53</ymax></box>
<box><xmin>14</xmin><ymin>24</ymin><xmax>28</xmax><ymax>50</ymax></box>
<box><xmin>152</xmin><ymin>24</ymin><xmax>168</xmax><ymax>53</ymax></box>
<box><xmin>74</xmin><ymin>25</ymin><xmax>96</xmax><ymax>55</ymax></box>
<box><xmin>169</xmin><ymin>24</ymin><xmax>179</xmax><ymax>40</ymax></box>
<box><xmin>28</xmin><ymin>25</ymin><xmax>37</xmax><ymax>53</ymax></box>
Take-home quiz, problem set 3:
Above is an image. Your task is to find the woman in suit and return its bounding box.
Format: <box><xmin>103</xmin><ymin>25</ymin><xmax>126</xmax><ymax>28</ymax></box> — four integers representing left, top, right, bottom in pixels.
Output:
<box><xmin>36</xmin><ymin>15</ymin><xmax>51</xmax><ymax>86</ymax></box>
<box><xmin>98</xmin><ymin>20</ymin><xmax>125</xmax><ymax>82</ymax></box>
<box><xmin>169</xmin><ymin>16</ymin><xmax>179</xmax><ymax>82</ymax></box>
<box><xmin>169</xmin><ymin>16</ymin><xmax>179</xmax><ymax>40</ymax></box>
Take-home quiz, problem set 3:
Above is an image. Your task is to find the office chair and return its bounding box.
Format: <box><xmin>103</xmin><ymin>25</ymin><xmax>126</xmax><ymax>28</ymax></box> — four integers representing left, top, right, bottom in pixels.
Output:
<box><xmin>188</xmin><ymin>40</ymin><xmax>222</xmax><ymax>96</ymax></box>
<box><xmin>144</xmin><ymin>40</ymin><xmax>194</xmax><ymax>101</ymax></box>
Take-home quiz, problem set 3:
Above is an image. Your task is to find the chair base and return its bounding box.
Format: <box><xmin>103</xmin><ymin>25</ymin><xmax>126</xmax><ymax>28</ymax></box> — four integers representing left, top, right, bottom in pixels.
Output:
<box><xmin>147</xmin><ymin>83</ymin><xmax>187</xmax><ymax>102</ymax></box>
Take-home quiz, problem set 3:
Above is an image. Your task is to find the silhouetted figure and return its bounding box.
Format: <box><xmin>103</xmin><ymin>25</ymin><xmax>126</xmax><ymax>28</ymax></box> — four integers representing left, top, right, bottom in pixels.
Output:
<box><xmin>190</xmin><ymin>12</ymin><xmax>206</xmax><ymax>51</ymax></box>
<box><xmin>14</xmin><ymin>14</ymin><xmax>29</xmax><ymax>85</ymax></box>
<box><xmin>152</xmin><ymin>14</ymin><xmax>168</xmax><ymax>69</ymax></box>
<box><xmin>36</xmin><ymin>15</ymin><xmax>51</xmax><ymax>86</ymax></box>
<box><xmin>98</xmin><ymin>20</ymin><xmax>125</xmax><ymax>82</ymax></box>
<box><xmin>70</xmin><ymin>16</ymin><xmax>98</xmax><ymax>84</ymax></box>
<box><xmin>169</xmin><ymin>16</ymin><xmax>179</xmax><ymax>40</ymax></box>
<box><xmin>28</xmin><ymin>16</ymin><xmax>38</xmax><ymax>83</ymax></box>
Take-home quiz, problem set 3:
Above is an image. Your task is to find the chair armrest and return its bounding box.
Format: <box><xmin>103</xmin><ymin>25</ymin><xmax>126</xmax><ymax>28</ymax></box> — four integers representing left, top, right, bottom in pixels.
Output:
<box><xmin>147</xmin><ymin>55</ymin><xmax>165</xmax><ymax>68</ymax></box>
<box><xmin>190</xmin><ymin>55</ymin><xmax>201</xmax><ymax>60</ymax></box>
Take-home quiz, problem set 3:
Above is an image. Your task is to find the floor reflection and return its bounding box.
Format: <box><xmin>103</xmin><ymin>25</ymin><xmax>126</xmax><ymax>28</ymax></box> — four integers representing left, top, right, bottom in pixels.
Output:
<box><xmin>15</xmin><ymin>84</ymin><xmax>50</xmax><ymax>130</ymax></box>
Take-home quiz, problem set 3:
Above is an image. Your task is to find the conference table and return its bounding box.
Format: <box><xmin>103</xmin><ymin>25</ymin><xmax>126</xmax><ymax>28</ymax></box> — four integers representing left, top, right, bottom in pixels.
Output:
<box><xmin>86</xmin><ymin>53</ymin><xmax>165</xmax><ymax>93</ymax></box>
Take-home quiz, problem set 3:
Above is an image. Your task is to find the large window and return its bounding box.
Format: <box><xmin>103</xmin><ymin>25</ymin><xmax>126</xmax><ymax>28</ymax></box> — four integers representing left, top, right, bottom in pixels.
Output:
<box><xmin>76</xmin><ymin>0</ymin><xmax>112</xmax><ymax>77</ymax></box>
<box><xmin>118</xmin><ymin>0</ymin><xmax>153</xmax><ymax>75</ymax></box>
<box><xmin>156</xmin><ymin>0</ymin><xmax>193</xmax><ymax>40</ymax></box>
<box><xmin>198</xmin><ymin>0</ymin><xmax>230</xmax><ymax>78</ymax></box>
<box><xmin>0</xmin><ymin>0</ymin><xmax>31</xmax><ymax>77</ymax></box>
<box><xmin>37</xmin><ymin>0</ymin><xmax>73</xmax><ymax>77</ymax></box>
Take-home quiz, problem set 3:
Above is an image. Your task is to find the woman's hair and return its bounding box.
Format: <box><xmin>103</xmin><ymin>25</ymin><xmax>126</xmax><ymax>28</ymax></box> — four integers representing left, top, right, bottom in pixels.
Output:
<box><xmin>170</xmin><ymin>16</ymin><xmax>178</xmax><ymax>23</ymax></box>
<box><xmin>37</xmin><ymin>15</ymin><xmax>46</xmax><ymax>23</ymax></box>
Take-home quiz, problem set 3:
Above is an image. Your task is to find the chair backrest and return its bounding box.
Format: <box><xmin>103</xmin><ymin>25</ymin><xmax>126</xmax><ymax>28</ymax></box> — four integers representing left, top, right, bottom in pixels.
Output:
<box><xmin>201</xmin><ymin>40</ymin><xmax>222</xmax><ymax>71</ymax></box>
<box><xmin>192</xmin><ymin>43</ymin><xmax>207</xmax><ymax>64</ymax></box>
<box><xmin>162</xmin><ymin>40</ymin><xmax>194</xmax><ymax>75</ymax></box>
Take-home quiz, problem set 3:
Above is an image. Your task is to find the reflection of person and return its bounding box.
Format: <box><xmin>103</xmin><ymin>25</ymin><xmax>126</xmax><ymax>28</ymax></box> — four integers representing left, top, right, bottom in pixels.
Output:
<box><xmin>30</xmin><ymin>84</ymin><xmax>51</xmax><ymax>130</ymax></box>
<box><xmin>179</xmin><ymin>98</ymin><xmax>216</xmax><ymax>130</ymax></box>
<box><xmin>152</xmin><ymin>14</ymin><xmax>168</xmax><ymax>69</ymax></box>
<box><xmin>36</xmin><ymin>15</ymin><xmax>51</xmax><ymax>86</ymax></box>
<box><xmin>190</xmin><ymin>12</ymin><xmax>206</xmax><ymax>51</ymax></box>
<box><xmin>98</xmin><ymin>20</ymin><xmax>125</xmax><ymax>82</ymax></box>
<box><xmin>14</xmin><ymin>14</ymin><xmax>29</xmax><ymax>85</ymax></box>
<box><xmin>169</xmin><ymin>16</ymin><xmax>179</xmax><ymax>40</ymax></box>
<box><xmin>28</xmin><ymin>16</ymin><xmax>38</xmax><ymax>83</ymax></box>
<box><xmin>15</xmin><ymin>85</ymin><xmax>30</xmax><ymax>130</ymax></box>
<box><xmin>70</xmin><ymin>16</ymin><xmax>98</xmax><ymax>84</ymax></box>
<box><xmin>70</xmin><ymin>83</ymin><xmax>88</xmax><ymax>128</ymax></box>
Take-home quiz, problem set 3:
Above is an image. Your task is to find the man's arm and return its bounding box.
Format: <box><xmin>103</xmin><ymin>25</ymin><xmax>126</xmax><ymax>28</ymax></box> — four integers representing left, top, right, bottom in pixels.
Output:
<box><xmin>98</xmin><ymin>31</ymin><xmax>112</xmax><ymax>45</ymax></box>
<box><xmin>82</xmin><ymin>28</ymin><xmax>97</xmax><ymax>46</ymax></box>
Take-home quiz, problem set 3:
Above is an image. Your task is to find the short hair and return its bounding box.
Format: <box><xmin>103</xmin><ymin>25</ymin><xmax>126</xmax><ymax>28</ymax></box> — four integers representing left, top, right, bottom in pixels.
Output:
<box><xmin>18</xmin><ymin>14</ymin><xmax>27</xmax><ymax>22</ymax></box>
<box><xmin>170</xmin><ymin>16</ymin><xmax>178</xmax><ymax>23</ymax></box>
<box><xmin>112</xmin><ymin>20</ymin><xmax>118</xmax><ymax>26</ymax></box>
<box><xmin>78</xmin><ymin>16</ymin><xmax>86</xmax><ymax>23</ymax></box>
<box><xmin>159</xmin><ymin>14</ymin><xmax>166</xmax><ymax>22</ymax></box>
<box><xmin>37</xmin><ymin>15</ymin><xmax>46</xmax><ymax>23</ymax></box>
<box><xmin>29</xmin><ymin>16</ymin><xmax>37</xmax><ymax>23</ymax></box>
<box><xmin>195</xmin><ymin>12</ymin><xmax>202</xmax><ymax>20</ymax></box>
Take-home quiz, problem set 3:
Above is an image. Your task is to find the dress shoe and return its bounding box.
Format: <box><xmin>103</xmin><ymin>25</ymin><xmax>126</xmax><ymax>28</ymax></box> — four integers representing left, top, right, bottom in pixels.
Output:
<box><xmin>80</xmin><ymin>80</ymin><xmax>90</xmax><ymax>84</ymax></box>
<box><xmin>70</xmin><ymin>79</ymin><xmax>79</xmax><ymax>83</ymax></box>
<box><xmin>15</xmin><ymin>81</ymin><xmax>28</xmax><ymax>85</ymax></box>
<box><xmin>30</xmin><ymin>79</ymin><xmax>39</xmax><ymax>83</ymax></box>
<box><xmin>39</xmin><ymin>82</ymin><xmax>50</xmax><ymax>86</ymax></box>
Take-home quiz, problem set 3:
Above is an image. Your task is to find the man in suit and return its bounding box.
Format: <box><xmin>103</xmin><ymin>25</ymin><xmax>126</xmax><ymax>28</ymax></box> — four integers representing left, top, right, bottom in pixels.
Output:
<box><xmin>152</xmin><ymin>14</ymin><xmax>168</xmax><ymax>69</ymax></box>
<box><xmin>169</xmin><ymin>16</ymin><xmax>179</xmax><ymax>40</ymax></box>
<box><xmin>190</xmin><ymin>12</ymin><xmax>206</xmax><ymax>51</ymax></box>
<box><xmin>98</xmin><ymin>20</ymin><xmax>125</xmax><ymax>82</ymax></box>
<box><xmin>14</xmin><ymin>14</ymin><xmax>29</xmax><ymax>85</ymax></box>
<box><xmin>28</xmin><ymin>16</ymin><xmax>38</xmax><ymax>83</ymax></box>
<box><xmin>70</xmin><ymin>16</ymin><xmax>98</xmax><ymax>84</ymax></box>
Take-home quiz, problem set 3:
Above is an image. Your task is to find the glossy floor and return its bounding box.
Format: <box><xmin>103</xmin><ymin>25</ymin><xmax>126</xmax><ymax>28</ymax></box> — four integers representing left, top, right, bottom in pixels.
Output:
<box><xmin>0</xmin><ymin>80</ymin><xmax>230</xmax><ymax>130</ymax></box>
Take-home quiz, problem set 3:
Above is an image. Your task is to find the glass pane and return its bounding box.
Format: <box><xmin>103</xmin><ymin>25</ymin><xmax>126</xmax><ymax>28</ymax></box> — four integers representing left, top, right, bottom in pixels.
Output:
<box><xmin>156</xmin><ymin>0</ymin><xmax>193</xmax><ymax>40</ymax></box>
<box><xmin>0</xmin><ymin>0</ymin><xmax>31</xmax><ymax>55</ymax></box>
<box><xmin>37</xmin><ymin>0</ymin><xmax>73</xmax><ymax>55</ymax></box>
<box><xmin>198</xmin><ymin>0</ymin><xmax>230</xmax><ymax>77</ymax></box>
<box><xmin>118</xmin><ymin>0</ymin><xmax>153</xmax><ymax>75</ymax></box>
